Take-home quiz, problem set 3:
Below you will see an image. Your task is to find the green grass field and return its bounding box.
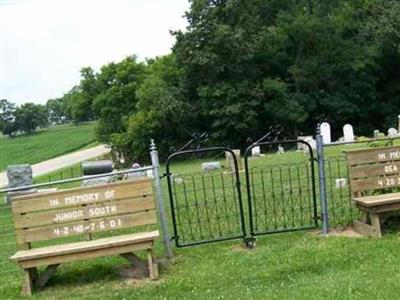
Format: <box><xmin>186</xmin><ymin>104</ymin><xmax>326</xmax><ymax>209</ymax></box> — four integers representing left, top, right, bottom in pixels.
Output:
<box><xmin>2</xmin><ymin>140</ymin><xmax>400</xmax><ymax>299</ymax></box>
<box><xmin>0</xmin><ymin>123</ymin><xmax>96</xmax><ymax>171</ymax></box>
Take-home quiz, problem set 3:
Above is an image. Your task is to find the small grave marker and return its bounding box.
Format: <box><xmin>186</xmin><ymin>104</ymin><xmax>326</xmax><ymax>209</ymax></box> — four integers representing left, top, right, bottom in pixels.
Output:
<box><xmin>388</xmin><ymin>128</ymin><xmax>398</xmax><ymax>138</ymax></box>
<box><xmin>320</xmin><ymin>122</ymin><xmax>331</xmax><ymax>144</ymax></box>
<box><xmin>251</xmin><ymin>146</ymin><xmax>261</xmax><ymax>157</ymax></box>
<box><xmin>343</xmin><ymin>124</ymin><xmax>355</xmax><ymax>142</ymax></box>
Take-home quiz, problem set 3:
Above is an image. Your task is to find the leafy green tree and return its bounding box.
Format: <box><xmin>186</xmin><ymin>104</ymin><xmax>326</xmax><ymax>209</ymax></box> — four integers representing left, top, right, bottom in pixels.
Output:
<box><xmin>114</xmin><ymin>54</ymin><xmax>190</xmax><ymax>162</ymax></box>
<box><xmin>46</xmin><ymin>98</ymin><xmax>69</xmax><ymax>124</ymax></box>
<box><xmin>93</xmin><ymin>56</ymin><xmax>146</xmax><ymax>144</ymax></box>
<box><xmin>0</xmin><ymin>99</ymin><xmax>18</xmax><ymax>137</ymax></box>
<box><xmin>15</xmin><ymin>103</ymin><xmax>48</xmax><ymax>134</ymax></box>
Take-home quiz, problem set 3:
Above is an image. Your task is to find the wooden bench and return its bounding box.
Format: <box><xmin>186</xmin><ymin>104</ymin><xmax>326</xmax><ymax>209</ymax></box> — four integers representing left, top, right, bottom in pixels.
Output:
<box><xmin>9</xmin><ymin>178</ymin><xmax>159</xmax><ymax>295</ymax></box>
<box><xmin>347</xmin><ymin>146</ymin><xmax>400</xmax><ymax>237</ymax></box>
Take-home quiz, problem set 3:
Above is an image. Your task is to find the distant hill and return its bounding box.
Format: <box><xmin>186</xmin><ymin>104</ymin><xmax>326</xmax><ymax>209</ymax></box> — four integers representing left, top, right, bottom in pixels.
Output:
<box><xmin>0</xmin><ymin>123</ymin><xmax>97</xmax><ymax>171</ymax></box>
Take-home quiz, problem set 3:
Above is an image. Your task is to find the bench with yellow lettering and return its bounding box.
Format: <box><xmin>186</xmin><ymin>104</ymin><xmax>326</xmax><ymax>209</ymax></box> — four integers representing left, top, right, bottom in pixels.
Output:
<box><xmin>9</xmin><ymin>178</ymin><xmax>159</xmax><ymax>295</ymax></box>
<box><xmin>347</xmin><ymin>146</ymin><xmax>400</xmax><ymax>237</ymax></box>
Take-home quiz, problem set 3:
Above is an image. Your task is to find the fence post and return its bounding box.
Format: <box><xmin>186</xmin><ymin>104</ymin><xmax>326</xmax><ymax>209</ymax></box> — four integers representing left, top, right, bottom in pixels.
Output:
<box><xmin>150</xmin><ymin>139</ymin><xmax>173</xmax><ymax>258</ymax></box>
<box><xmin>316</xmin><ymin>125</ymin><xmax>329</xmax><ymax>235</ymax></box>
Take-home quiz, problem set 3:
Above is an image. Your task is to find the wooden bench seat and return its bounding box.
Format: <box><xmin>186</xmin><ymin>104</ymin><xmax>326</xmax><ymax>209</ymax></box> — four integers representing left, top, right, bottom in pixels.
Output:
<box><xmin>10</xmin><ymin>230</ymin><xmax>159</xmax><ymax>266</ymax></box>
<box><xmin>9</xmin><ymin>179</ymin><xmax>159</xmax><ymax>295</ymax></box>
<box><xmin>347</xmin><ymin>146</ymin><xmax>400</xmax><ymax>237</ymax></box>
<box><xmin>354</xmin><ymin>192</ymin><xmax>400</xmax><ymax>206</ymax></box>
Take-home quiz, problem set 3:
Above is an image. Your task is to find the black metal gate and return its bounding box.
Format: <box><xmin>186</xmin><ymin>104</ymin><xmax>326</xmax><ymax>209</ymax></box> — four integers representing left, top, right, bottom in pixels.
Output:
<box><xmin>244</xmin><ymin>140</ymin><xmax>318</xmax><ymax>237</ymax></box>
<box><xmin>165</xmin><ymin>147</ymin><xmax>247</xmax><ymax>247</ymax></box>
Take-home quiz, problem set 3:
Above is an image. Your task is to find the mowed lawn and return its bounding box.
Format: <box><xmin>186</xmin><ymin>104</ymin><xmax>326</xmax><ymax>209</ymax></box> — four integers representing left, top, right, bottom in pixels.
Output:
<box><xmin>0</xmin><ymin>123</ymin><xmax>96</xmax><ymax>171</ymax></box>
<box><xmin>3</xmin><ymin>232</ymin><xmax>400</xmax><ymax>299</ymax></box>
<box><xmin>2</xmin><ymin>140</ymin><xmax>400</xmax><ymax>299</ymax></box>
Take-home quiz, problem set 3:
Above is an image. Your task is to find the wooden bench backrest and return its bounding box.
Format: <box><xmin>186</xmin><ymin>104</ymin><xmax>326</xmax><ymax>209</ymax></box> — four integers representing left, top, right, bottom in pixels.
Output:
<box><xmin>346</xmin><ymin>146</ymin><xmax>400</xmax><ymax>196</ymax></box>
<box><xmin>11</xmin><ymin>178</ymin><xmax>156</xmax><ymax>249</ymax></box>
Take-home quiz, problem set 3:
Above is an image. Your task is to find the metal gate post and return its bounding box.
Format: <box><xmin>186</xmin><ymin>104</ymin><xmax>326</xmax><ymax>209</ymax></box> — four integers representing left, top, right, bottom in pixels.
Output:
<box><xmin>316</xmin><ymin>127</ymin><xmax>329</xmax><ymax>235</ymax></box>
<box><xmin>150</xmin><ymin>139</ymin><xmax>173</xmax><ymax>258</ymax></box>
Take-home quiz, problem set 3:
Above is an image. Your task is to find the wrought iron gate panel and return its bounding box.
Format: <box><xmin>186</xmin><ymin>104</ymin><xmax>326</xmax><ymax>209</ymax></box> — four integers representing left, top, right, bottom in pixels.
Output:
<box><xmin>244</xmin><ymin>140</ymin><xmax>318</xmax><ymax>236</ymax></box>
<box><xmin>166</xmin><ymin>147</ymin><xmax>247</xmax><ymax>247</ymax></box>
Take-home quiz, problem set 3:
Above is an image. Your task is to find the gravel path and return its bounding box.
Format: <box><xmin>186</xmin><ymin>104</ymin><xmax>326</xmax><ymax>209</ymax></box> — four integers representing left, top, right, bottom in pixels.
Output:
<box><xmin>0</xmin><ymin>144</ymin><xmax>110</xmax><ymax>188</ymax></box>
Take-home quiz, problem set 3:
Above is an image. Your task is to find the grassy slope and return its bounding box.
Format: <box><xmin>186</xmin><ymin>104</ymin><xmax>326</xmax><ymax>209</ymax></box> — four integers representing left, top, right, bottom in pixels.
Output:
<box><xmin>0</xmin><ymin>123</ymin><xmax>96</xmax><ymax>171</ymax></box>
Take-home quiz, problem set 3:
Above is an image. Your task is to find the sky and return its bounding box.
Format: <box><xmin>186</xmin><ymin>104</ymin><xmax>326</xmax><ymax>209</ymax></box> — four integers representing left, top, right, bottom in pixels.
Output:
<box><xmin>0</xmin><ymin>0</ymin><xmax>189</xmax><ymax>105</ymax></box>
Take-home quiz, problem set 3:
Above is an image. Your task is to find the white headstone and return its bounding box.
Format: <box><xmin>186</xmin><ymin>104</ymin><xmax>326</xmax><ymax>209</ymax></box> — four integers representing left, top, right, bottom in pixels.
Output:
<box><xmin>297</xmin><ymin>136</ymin><xmax>313</xmax><ymax>150</ymax></box>
<box><xmin>303</xmin><ymin>137</ymin><xmax>316</xmax><ymax>153</ymax></box>
<box><xmin>277</xmin><ymin>145</ymin><xmax>284</xmax><ymax>154</ymax></box>
<box><xmin>343</xmin><ymin>124</ymin><xmax>354</xmax><ymax>142</ymax></box>
<box><xmin>373</xmin><ymin>130</ymin><xmax>380</xmax><ymax>138</ymax></box>
<box><xmin>251</xmin><ymin>146</ymin><xmax>261</xmax><ymax>156</ymax></box>
<box><xmin>335</xmin><ymin>178</ymin><xmax>347</xmax><ymax>189</ymax></box>
<box><xmin>320</xmin><ymin>122</ymin><xmax>331</xmax><ymax>144</ymax></box>
<box><xmin>388</xmin><ymin>128</ymin><xmax>398</xmax><ymax>138</ymax></box>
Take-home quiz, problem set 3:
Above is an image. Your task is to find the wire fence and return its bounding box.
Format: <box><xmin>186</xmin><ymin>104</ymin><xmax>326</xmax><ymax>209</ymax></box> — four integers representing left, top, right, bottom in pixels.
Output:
<box><xmin>324</xmin><ymin>156</ymin><xmax>357</xmax><ymax>227</ymax></box>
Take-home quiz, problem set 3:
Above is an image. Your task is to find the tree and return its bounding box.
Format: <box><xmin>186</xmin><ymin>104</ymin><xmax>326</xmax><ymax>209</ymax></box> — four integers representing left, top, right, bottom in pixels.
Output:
<box><xmin>46</xmin><ymin>98</ymin><xmax>69</xmax><ymax>124</ymax></box>
<box><xmin>0</xmin><ymin>99</ymin><xmax>18</xmax><ymax>137</ymax></box>
<box><xmin>92</xmin><ymin>56</ymin><xmax>146</xmax><ymax>143</ymax></box>
<box><xmin>15</xmin><ymin>103</ymin><xmax>48</xmax><ymax>134</ymax></box>
<box><xmin>114</xmin><ymin>54</ymin><xmax>190</xmax><ymax>162</ymax></box>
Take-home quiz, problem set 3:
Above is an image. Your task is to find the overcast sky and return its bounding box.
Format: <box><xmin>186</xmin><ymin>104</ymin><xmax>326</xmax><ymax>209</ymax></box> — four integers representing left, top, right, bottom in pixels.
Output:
<box><xmin>0</xmin><ymin>0</ymin><xmax>189</xmax><ymax>105</ymax></box>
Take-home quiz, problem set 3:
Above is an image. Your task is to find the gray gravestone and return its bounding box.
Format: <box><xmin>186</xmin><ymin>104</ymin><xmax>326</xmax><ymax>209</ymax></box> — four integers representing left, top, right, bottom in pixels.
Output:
<box><xmin>225</xmin><ymin>150</ymin><xmax>242</xmax><ymax>172</ymax></box>
<box><xmin>202</xmin><ymin>162</ymin><xmax>221</xmax><ymax>172</ymax></box>
<box><xmin>7</xmin><ymin>164</ymin><xmax>32</xmax><ymax>188</ymax></box>
<box><xmin>5</xmin><ymin>165</ymin><xmax>35</xmax><ymax>204</ymax></box>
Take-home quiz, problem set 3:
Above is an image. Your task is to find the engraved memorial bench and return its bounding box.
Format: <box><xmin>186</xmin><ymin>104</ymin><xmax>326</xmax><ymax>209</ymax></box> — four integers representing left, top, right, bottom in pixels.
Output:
<box><xmin>9</xmin><ymin>178</ymin><xmax>159</xmax><ymax>295</ymax></box>
<box><xmin>347</xmin><ymin>146</ymin><xmax>400</xmax><ymax>237</ymax></box>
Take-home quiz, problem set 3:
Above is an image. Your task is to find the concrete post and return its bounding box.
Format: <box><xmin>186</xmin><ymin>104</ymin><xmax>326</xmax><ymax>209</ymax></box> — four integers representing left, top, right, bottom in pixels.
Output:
<box><xmin>150</xmin><ymin>139</ymin><xmax>173</xmax><ymax>258</ymax></box>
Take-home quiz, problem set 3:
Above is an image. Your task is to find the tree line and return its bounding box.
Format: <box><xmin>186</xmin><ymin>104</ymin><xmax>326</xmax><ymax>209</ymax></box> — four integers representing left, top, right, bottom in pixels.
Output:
<box><xmin>4</xmin><ymin>0</ymin><xmax>400</xmax><ymax>163</ymax></box>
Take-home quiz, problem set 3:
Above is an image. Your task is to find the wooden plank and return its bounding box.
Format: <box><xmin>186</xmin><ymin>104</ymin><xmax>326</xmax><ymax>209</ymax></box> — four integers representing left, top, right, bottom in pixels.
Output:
<box><xmin>35</xmin><ymin>264</ymin><xmax>60</xmax><ymax>290</ymax></box>
<box><xmin>11</xmin><ymin>230</ymin><xmax>159</xmax><ymax>261</ymax></box>
<box><xmin>23</xmin><ymin>268</ymin><xmax>34</xmax><ymax>296</ymax></box>
<box><xmin>18</xmin><ymin>241</ymin><xmax>154</xmax><ymax>269</ymax></box>
<box><xmin>15</xmin><ymin>211</ymin><xmax>157</xmax><ymax>244</ymax></box>
<box><xmin>354</xmin><ymin>192</ymin><xmax>400</xmax><ymax>203</ymax></box>
<box><xmin>370</xmin><ymin>213</ymin><xmax>382</xmax><ymax>237</ymax></box>
<box><xmin>147</xmin><ymin>248</ymin><xmax>158</xmax><ymax>280</ymax></box>
<box><xmin>346</xmin><ymin>146</ymin><xmax>400</xmax><ymax>166</ymax></box>
<box><xmin>12</xmin><ymin>179</ymin><xmax>153</xmax><ymax>214</ymax></box>
<box><xmin>349</xmin><ymin>162</ymin><xmax>400</xmax><ymax>179</ymax></box>
<box><xmin>355</xmin><ymin>195</ymin><xmax>400</xmax><ymax>208</ymax></box>
<box><xmin>14</xmin><ymin>196</ymin><xmax>155</xmax><ymax>229</ymax></box>
<box><xmin>353</xmin><ymin>220</ymin><xmax>377</xmax><ymax>237</ymax></box>
<box><xmin>350</xmin><ymin>174</ymin><xmax>400</xmax><ymax>193</ymax></box>
<box><xmin>372</xmin><ymin>204</ymin><xmax>400</xmax><ymax>214</ymax></box>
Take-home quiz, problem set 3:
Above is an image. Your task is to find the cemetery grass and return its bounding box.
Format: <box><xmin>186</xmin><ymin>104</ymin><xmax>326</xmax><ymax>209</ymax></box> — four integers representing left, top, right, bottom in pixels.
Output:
<box><xmin>0</xmin><ymin>123</ymin><xmax>97</xmax><ymax>171</ymax></box>
<box><xmin>3</xmin><ymin>231</ymin><xmax>400</xmax><ymax>299</ymax></box>
<box><xmin>2</xmin><ymin>142</ymin><xmax>400</xmax><ymax>299</ymax></box>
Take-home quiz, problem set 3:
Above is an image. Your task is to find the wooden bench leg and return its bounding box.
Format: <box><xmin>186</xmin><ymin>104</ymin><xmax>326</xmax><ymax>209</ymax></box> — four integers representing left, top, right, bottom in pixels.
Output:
<box><xmin>121</xmin><ymin>253</ymin><xmax>147</xmax><ymax>270</ymax></box>
<box><xmin>360</xmin><ymin>210</ymin><xmax>368</xmax><ymax>223</ymax></box>
<box><xmin>23</xmin><ymin>268</ymin><xmax>35</xmax><ymax>296</ymax></box>
<box><xmin>35</xmin><ymin>264</ymin><xmax>60</xmax><ymax>290</ymax></box>
<box><xmin>370</xmin><ymin>213</ymin><xmax>382</xmax><ymax>238</ymax></box>
<box><xmin>147</xmin><ymin>249</ymin><xmax>158</xmax><ymax>280</ymax></box>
